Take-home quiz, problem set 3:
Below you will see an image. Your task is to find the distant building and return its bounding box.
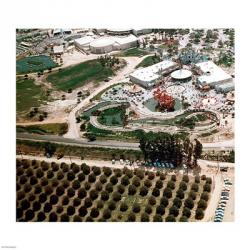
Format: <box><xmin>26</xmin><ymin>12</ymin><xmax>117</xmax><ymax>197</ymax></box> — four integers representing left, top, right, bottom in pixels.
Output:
<box><xmin>195</xmin><ymin>61</ymin><xmax>232</xmax><ymax>88</ymax></box>
<box><xmin>215</xmin><ymin>81</ymin><xmax>235</xmax><ymax>93</ymax></box>
<box><xmin>74</xmin><ymin>36</ymin><xmax>95</xmax><ymax>51</ymax></box>
<box><xmin>129</xmin><ymin>60</ymin><xmax>178</xmax><ymax>88</ymax></box>
<box><xmin>53</xmin><ymin>45</ymin><xmax>64</xmax><ymax>55</ymax></box>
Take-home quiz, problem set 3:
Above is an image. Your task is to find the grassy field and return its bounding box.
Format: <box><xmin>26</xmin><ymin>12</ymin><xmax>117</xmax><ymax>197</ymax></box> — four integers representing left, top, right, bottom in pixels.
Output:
<box><xmin>135</xmin><ymin>55</ymin><xmax>161</xmax><ymax>68</ymax></box>
<box><xmin>47</xmin><ymin>60</ymin><xmax>114</xmax><ymax>91</ymax></box>
<box><xmin>16</xmin><ymin>55</ymin><xmax>58</xmax><ymax>74</ymax></box>
<box><xmin>16</xmin><ymin>78</ymin><xmax>48</xmax><ymax>114</ymax></box>
<box><xmin>16</xmin><ymin>159</ymin><xmax>212</xmax><ymax>222</ymax></box>
<box><xmin>116</xmin><ymin>48</ymin><xmax>149</xmax><ymax>57</ymax></box>
<box><xmin>16</xmin><ymin>123</ymin><xmax>68</xmax><ymax>136</ymax></box>
<box><xmin>98</xmin><ymin>107</ymin><xmax>126</xmax><ymax>126</ymax></box>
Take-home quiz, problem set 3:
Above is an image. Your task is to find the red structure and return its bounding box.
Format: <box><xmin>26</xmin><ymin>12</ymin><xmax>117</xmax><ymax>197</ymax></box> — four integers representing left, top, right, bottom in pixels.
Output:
<box><xmin>153</xmin><ymin>88</ymin><xmax>175</xmax><ymax>111</ymax></box>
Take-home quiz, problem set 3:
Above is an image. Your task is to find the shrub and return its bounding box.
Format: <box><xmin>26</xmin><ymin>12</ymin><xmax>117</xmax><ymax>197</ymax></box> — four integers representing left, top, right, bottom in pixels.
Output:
<box><xmin>184</xmin><ymin>198</ymin><xmax>194</xmax><ymax>209</ymax></box>
<box><xmin>139</xmin><ymin>186</ymin><xmax>148</xmax><ymax>196</ymax></box>
<box><xmin>88</xmin><ymin>173</ymin><xmax>96</xmax><ymax>183</ymax></box>
<box><xmin>198</xmin><ymin>199</ymin><xmax>208</xmax><ymax>210</ymax></box>
<box><xmin>182</xmin><ymin>207</ymin><xmax>191</xmax><ymax>218</ymax></box>
<box><xmin>155</xmin><ymin>180</ymin><xmax>163</xmax><ymax>189</ymax></box>
<box><xmin>165</xmin><ymin>215</ymin><xmax>176</xmax><ymax>222</ymax></box>
<box><xmin>148</xmin><ymin>172</ymin><xmax>155</xmax><ymax>180</ymax></box>
<box><xmin>117</xmin><ymin>184</ymin><xmax>125</xmax><ymax>194</ymax></box>
<box><xmin>50</xmin><ymin>195</ymin><xmax>58</xmax><ymax>205</ymax></box>
<box><xmin>206</xmin><ymin>177</ymin><xmax>212</xmax><ymax>185</ymax></box>
<box><xmin>84</xmin><ymin>197</ymin><xmax>92</xmax><ymax>208</ymax></box>
<box><xmin>49</xmin><ymin>212</ymin><xmax>57</xmax><ymax>222</ymax></box>
<box><xmin>56</xmin><ymin>186</ymin><xmax>65</xmax><ymax>196</ymax></box>
<box><xmin>203</xmin><ymin>183</ymin><xmax>211</xmax><ymax>192</ymax></box>
<box><xmin>159</xmin><ymin>173</ymin><xmax>166</xmax><ymax>180</ymax></box>
<box><xmin>67</xmin><ymin>187</ymin><xmax>75</xmax><ymax>197</ymax></box>
<box><xmin>85</xmin><ymin>216</ymin><xmax>94</xmax><ymax>222</ymax></box>
<box><xmin>136</xmin><ymin>169</ymin><xmax>145</xmax><ymax>180</ymax></box>
<box><xmin>72</xmin><ymin>180</ymin><xmax>81</xmax><ymax>190</ymax></box>
<box><xmin>37</xmin><ymin>211</ymin><xmax>46</xmax><ymax>221</ymax></box>
<box><xmin>128</xmin><ymin>185</ymin><xmax>137</xmax><ymax>195</ymax></box>
<box><xmin>153</xmin><ymin>214</ymin><xmax>163</xmax><ymax>222</ymax></box>
<box><xmin>145</xmin><ymin>204</ymin><xmax>152</xmax><ymax>214</ymax></box>
<box><xmin>201</xmin><ymin>192</ymin><xmax>210</xmax><ymax>201</ymax></box>
<box><xmin>62</xmin><ymin>180</ymin><xmax>70</xmax><ymax>189</ymax></box>
<box><xmin>89</xmin><ymin>189</ymin><xmax>99</xmax><ymax>200</ymax></box>
<box><xmin>28</xmin><ymin>194</ymin><xmax>35</xmax><ymax>202</ymax></box>
<box><xmin>52</xmin><ymin>179</ymin><xmax>59</xmax><ymax>187</ymax></box>
<box><xmin>47</xmin><ymin>170</ymin><xmax>54</xmax><ymax>179</ymax></box>
<box><xmin>201</xmin><ymin>175</ymin><xmax>206</xmax><ymax>181</ymax></box>
<box><xmin>173</xmin><ymin>197</ymin><xmax>182</xmax><ymax>208</ymax></box>
<box><xmin>32</xmin><ymin>201</ymin><xmax>41</xmax><ymax>212</ymax></box>
<box><xmin>56</xmin><ymin>206</ymin><xmax>63</xmax><ymax>214</ymax></box>
<box><xmin>144</xmin><ymin>179</ymin><xmax>152</xmax><ymax>188</ymax></box>
<box><xmin>169</xmin><ymin>205</ymin><xmax>179</xmax><ymax>217</ymax></box>
<box><xmin>90</xmin><ymin>207</ymin><xmax>99</xmax><ymax>218</ymax></box>
<box><xmin>103</xmin><ymin>167</ymin><xmax>112</xmax><ymax>177</ymax></box>
<box><xmin>176</xmin><ymin>189</ymin><xmax>185</xmax><ymax>199</ymax></box>
<box><xmin>73</xmin><ymin>215</ymin><xmax>82</xmax><ymax>222</ymax></box>
<box><xmin>167</xmin><ymin>181</ymin><xmax>175</xmax><ymax>190</ymax></box>
<box><xmin>195</xmin><ymin>208</ymin><xmax>204</xmax><ymax>220</ymax></box>
<box><xmin>97</xmin><ymin>200</ymin><xmax>104</xmax><ymax>209</ymax></box>
<box><xmin>149</xmin><ymin>196</ymin><xmax>156</xmax><ymax>205</ymax></box>
<box><xmin>156</xmin><ymin>204</ymin><xmax>165</xmax><ymax>215</ymax></box>
<box><xmin>51</xmin><ymin>162</ymin><xmax>59</xmax><ymax>172</ymax></box>
<box><xmin>60</xmin><ymin>162</ymin><xmax>69</xmax><ymax>172</ymax></box>
<box><xmin>195</xmin><ymin>176</ymin><xmax>200</xmax><ymax>183</ymax></box>
<box><xmin>99</xmin><ymin>175</ymin><xmax>107</xmax><ymax>184</ymax></box>
<box><xmin>132</xmin><ymin>177</ymin><xmax>141</xmax><ymax>187</ymax></box>
<box><xmin>72</xmin><ymin>163</ymin><xmax>80</xmax><ymax>174</ymax></box>
<box><xmin>73</xmin><ymin>197</ymin><xmax>81</xmax><ymax>207</ymax></box>
<box><xmin>127</xmin><ymin>212</ymin><xmax>136</xmax><ymax>222</ymax></box>
<box><xmin>108</xmin><ymin>200</ymin><xmax>116</xmax><ymax>211</ymax></box>
<box><xmin>133</xmin><ymin>203</ymin><xmax>141</xmax><ymax>213</ymax></box>
<box><xmin>179</xmin><ymin>181</ymin><xmax>187</xmax><ymax>191</ymax></box>
<box><xmin>40</xmin><ymin>178</ymin><xmax>48</xmax><ymax>187</ymax></box>
<box><xmin>44</xmin><ymin>185</ymin><xmax>53</xmax><ymax>195</ymax></box>
<box><xmin>105</xmin><ymin>183</ymin><xmax>113</xmax><ymax>193</ymax></box>
<box><xmin>120</xmin><ymin>202</ymin><xmax>128</xmax><ymax>212</ymax></box>
<box><xmin>62</xmin><ymin>196</ymin><xmax>69</xmax><ymax>206</ymax></box>
<box><xmin>25</xmin><ymin>209</ymin><xmax>35</xmax><ymax>221</ymax></box>
<box><xmin>110</xmin><ymin>175</ymin><xmax>118</xmax><ymax>185</ymax></box>
<box><xmin>101</xmin><ymin>190</ymin><xmax>109</xmax><ymax>201</ymax></box>
<box><xmin>141</xmin><ymin>213</ymin><xmax>149</xmax><ymax>222</ymax></box>
<box><xmin>95</xmin><ymin>182</ymin><xmax>103</xmax><ymax>191</ymax></box>
<box><xmin>171</xmin><ymin>175</ymin><xmax>177</xmax><ymax>182</ymax></box>
<box><xmin>103</xmin><ymin>209</ymin><xmax>111</xmax><ymax>220</ymax></box>
<box><xmin>163</xmin><ymin>188</ymin><xmax>172</xmax><ymax>198</ymax></box>
<box><xmin>84</xmin><ymin>182</ymin><xmax>91</xmax><ymax>190</ymax></box>
<box><xmin>160</xmin><ymin>197</ymin><xmax>169</xmax><ymax>207</ymax></box>
<box><xmin>112</xmin><ymin>191</ymin><xmax>121</xmax><ymax>202</ymax></box>
<box><xmin>34</xmin><ymin>185</ymin><xmax>42</xmax><ymax>194</ymax></box>
<box><xmin>39</xmin><ymin>193</ymin><xmax>47</xmax><ymax>203</ymax></box>
<box><xmin>44</xmin><ymin>203</ymin><xmax>52</xmax><ymax>213</ymax></box>
<box><xmin>152</xmin><ymin>188</ymin><xmax>160</xmax><ymax>197</ymax></box>
<box><xmin>182</xmin><ymin>175</ymin><xmax>189</xmax><ymax>183</ymax></box>
<box><xmin>191</xmin><ymin>183</ymin><xmax>199</xmax><ymax>192</ymax></box>
<box><xmin>179</xmin><ymin>216</ymin><xmax>188</xmax><ymax>222</ymax></box>
<box><xmin>188</xmin><ymin>190</ymin><xmax>196</xmax><ymax>200</ymax></box>
<box><xmin>67</xmin><ymin>206</ymin><xmax>75</xmax><ymax>216</ymax></box>
<box><xmin>125</xmin><ymin>169</ymin><xmax>133</xmax><ymax>179</ymax></box>
<box><xmin>78</xmin><ymin>173</ymin><xmax>85</xmax><ymax>182</ymax></box>
<box><xmin>61</xmin><ymin>213</ymin><xmax>69</xmax><ymax>222</ymax></box>
<box><xmin>20</xmin><ymin>175</ymin><xmax>28</xmax><ymax>185</ymax></box>
<box><xmin>92</xmin><ymin>166</ymin><xmax>101</xmax><ymax>176</ymax></box>
<box><xmin>114</xmin><ymin>168</ymin><xmax>122</xmax><ymax>177</ymax></box>
<box><xmin>121</xmin><ymin>176</ymin><xmax>130</xmax><ymax>186</ymax></box>
<box><xmin>78</xmin><ymin>206</ymin><xmax>88</xmax><ymax>217</ymax></box>
<box><xmin>81</xmin><ymin>164</ymin><xmax>90</xmax><ymax>175</ymax></box>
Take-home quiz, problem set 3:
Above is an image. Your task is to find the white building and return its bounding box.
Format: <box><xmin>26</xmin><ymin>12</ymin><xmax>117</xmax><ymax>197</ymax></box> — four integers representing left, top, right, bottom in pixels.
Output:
<box><xmin>129</xmin><ymin>60</ymin><xmax>178</xmax><ymax>88</ymax></box>
<box><xmin>53</xmin><ymin>45</ymin><xmax>64</xmax><ymax>55</ymax></box>
<box><xmin>74</xmin><ymin>36</ymin><xmax>95</xmax><ymax>51</ymax></box>
<box><xmin>215</xmin><ymin>81</ymin><xmax>235</xmax><ymax>93</ymax></box>
<box><xmin>196</xmin><ymin>61</ymin><xmax>232</xmax><ymax>87</ymax></box>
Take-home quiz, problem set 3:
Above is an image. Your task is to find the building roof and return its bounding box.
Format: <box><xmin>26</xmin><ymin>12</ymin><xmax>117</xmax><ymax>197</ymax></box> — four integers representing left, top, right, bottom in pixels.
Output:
<box><xmin>53</xmin><ymin>45</ymin><xmax>64</xmax><ymax>54</ymax></box>
<box><xmin>130</xmin><ymin>60</ymin><xmax>177</xmax><ymax>84</ymax></box>
<box><xmin>74</xmin><ymin>36</ymin><xmax>95</xmax><ymax>46</ymax></box>
<box><xmin>171</xmin><ymin>69</ymin><xmax>192</xmax><ymax>80</ymax></box>
<box><xmin>196</xmin><ymin>61</ymin><xmax>232</xmax><ymax>85</ymax></box>
<box><xmin>114</xmin><ymin>34</ymin><xmax>138</xmax><ymax>45</ymax></box>
<box><xmin>90</xmin><ymin>37</ymin><xmax>115</xmax><ymax>48</ymax></box>
<box><xmin>216</xmin><ymin>81</ymin><xmax>235</xmax><ymax>90</ymax></box>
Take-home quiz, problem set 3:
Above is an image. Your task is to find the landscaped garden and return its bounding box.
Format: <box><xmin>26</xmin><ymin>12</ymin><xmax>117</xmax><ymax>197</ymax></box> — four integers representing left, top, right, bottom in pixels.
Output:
<box><xmin>16</xmin><ymin>159</ymin><xmax>212</xmax><ymax>222</ymax></box>
<box><xmin>135</xmin><ymin>54</ymin><xmax>161</xmax><ymax>68</ymax></box>
<box><xmin>16</xmin><ymin>55</ymin><xmax>58</xmax><ymax>74</ymax></box>
<box><xmin>116</xmin><ymin>48</ymin><xmax>149</xmax><ymax>57</ymax></box>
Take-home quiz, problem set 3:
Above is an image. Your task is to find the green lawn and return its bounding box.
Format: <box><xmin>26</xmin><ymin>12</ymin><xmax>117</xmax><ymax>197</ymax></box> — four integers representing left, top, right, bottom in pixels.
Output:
<box><xmin>16</xmin><ymin>78</ymin><xmax>47</xmax><ymax>113</ymax></box>
<box><xmin>16</xmin><ymin>55</ymin><xmax>58</xmax><ymax>74</ymax></box>
<box><xmin>16</xmin><ymin>123</ymin><xmax>68</xmax><ymax>135</ymax></box>
<box><xmin>47</xmin><ymin>59</ymin><xmax>114</xmax><ymax>91</ymax></box>
<box><xmin>135</xmin><ymin>55</ymin><xmax>162</xmax><ymax>68</ymax></box>
<box><xmin>98</xmin><ymin>107</ymin><xmax>126</xmax><ymax>126</ymax></box>
<box><xmin>116</xmin><ymin>48</ymin><xmax>149</xmax><ymax>57</ymax></box>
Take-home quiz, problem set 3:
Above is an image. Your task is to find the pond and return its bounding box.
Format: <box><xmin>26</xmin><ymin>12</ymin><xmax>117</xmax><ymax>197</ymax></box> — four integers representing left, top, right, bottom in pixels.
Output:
<box><xmin>144</xmin><ymin>97</ymin><xmax>183</xmax><ymax>112</ymax></box>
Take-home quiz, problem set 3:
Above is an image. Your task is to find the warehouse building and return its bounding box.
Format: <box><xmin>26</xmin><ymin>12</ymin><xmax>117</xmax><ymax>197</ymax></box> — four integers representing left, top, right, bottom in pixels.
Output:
<box><xmin>129</xmin><ymin>60</ymin><xmax>178</xmax><ymax>88</ymax></box>
<box><xmin>196</xmin><ymin>61</ymin><xmax>232</xmax><ymax>88</ymax></box>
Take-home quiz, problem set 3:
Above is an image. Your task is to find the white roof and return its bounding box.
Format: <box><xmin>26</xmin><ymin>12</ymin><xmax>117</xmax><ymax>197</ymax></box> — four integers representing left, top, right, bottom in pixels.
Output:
<box><xmin>216</xmin><ymin>81</ymin><xmax>235</xmax><ymax>90</ymax></box>
<box><xmin>107</xmin><ymin>28</ymin><xmax>132</xmax><ymax>32</ymax></box>
<box><xmin>75</xmin><ymin>36</ymin><xmax>95</xmax><ymax>45</ymax></box>
<box><xmin>53</xmin><ymin>45</ymin><xmax>64</xmax><ymax>54</ymax></box>
<box><xmin>114</xmin><ymin>34</ymin><xmax>138</xmax><ymax>45</ymax></box>
<box><xmin>196</xmin><ymin>61</ymin><xmax>232</xmax><ymax>85</ymax></box>
<box><xmin>90</xmin><ymin>37</ymin><xmax>115</xmax><ymax>47</ymax></box>
<box><xmin>171</xmin><ymin>69</ymin><xmax>192</xmax><ymax>80</ymax></box>
<box><xmin>130</xmin><ymin>60</ymin><xmax>177</xmax><ymax>83</ymax></box>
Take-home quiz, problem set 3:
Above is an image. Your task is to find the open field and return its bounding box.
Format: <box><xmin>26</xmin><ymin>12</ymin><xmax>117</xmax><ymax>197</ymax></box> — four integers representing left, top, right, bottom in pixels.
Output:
<box><xmin>16</xmin><ymin>123</ymin><xmax>68</xmax><ymax>136</ymax></box>
<box><xmin>16</xmin><ymin>78</ymin><xmax>48</xmax><ymax>114</ymax></box>
<box><xmin>135</xmin><ymin>55</ymin><xmax>161</xmax><ymax>68</ymax></box>
<box><xmin>16</xmin><ymin>159</ymin><xmax>212</xmax><ymax>222</ymax></box>
<box><xmin>16</xmin><ymin>55</ymin><xmax>58</xmax><ymax>74</ymax></box>
<box><xmin>116</xmin><ymin>48</ymin><xmax>150</xmax><ymax>57</ymax></box>
<box><xmin>47</xmin><ymin>60</ymin><xmax>114</xmax><ymax>91</ymax></box>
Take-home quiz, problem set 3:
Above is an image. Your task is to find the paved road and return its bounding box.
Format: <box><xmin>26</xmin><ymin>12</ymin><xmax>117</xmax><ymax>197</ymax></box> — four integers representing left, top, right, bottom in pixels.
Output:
<box><xmin>16</xmin><ymin>132</ymin><xmax>234</xmax><ymax>151</ymax></box>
